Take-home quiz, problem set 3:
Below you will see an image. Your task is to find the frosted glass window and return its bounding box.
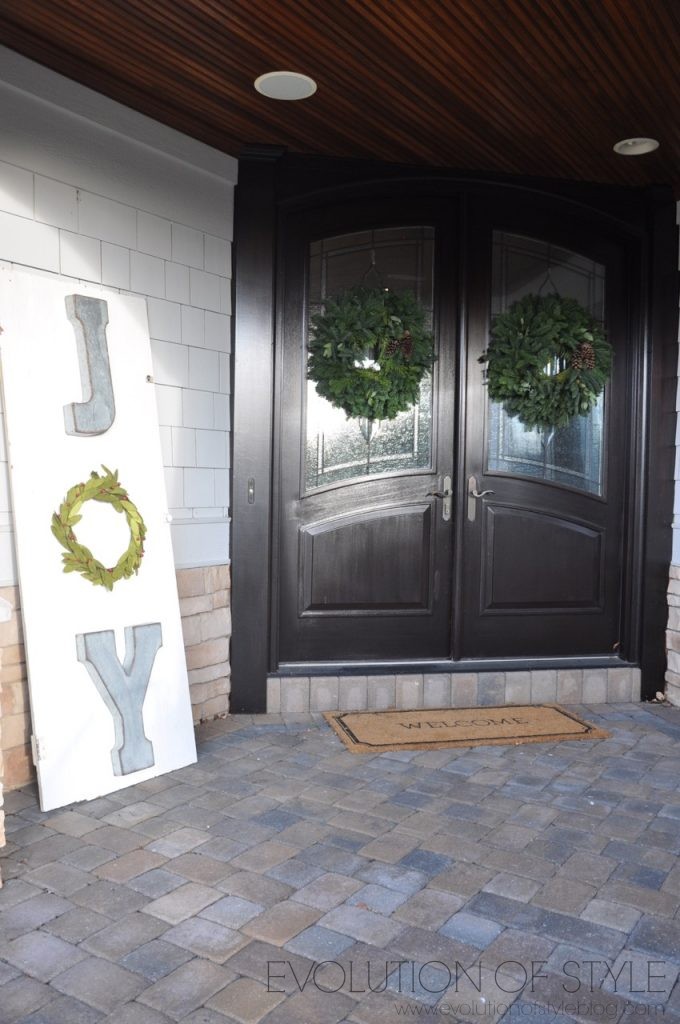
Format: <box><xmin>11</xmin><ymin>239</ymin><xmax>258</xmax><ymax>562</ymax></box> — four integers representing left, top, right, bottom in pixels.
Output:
<box><xmin>487</xmin><ymin>233</ymin><xmax>606</xmax><ymax>496</ymax></box>
<box><xmin>305</xmin><ymin>227</ymin><xmax>434</xmax><ymax>491</ymax></box>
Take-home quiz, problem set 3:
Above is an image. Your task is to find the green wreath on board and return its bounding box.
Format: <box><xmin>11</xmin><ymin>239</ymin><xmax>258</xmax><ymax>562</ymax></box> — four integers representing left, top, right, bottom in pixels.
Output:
<box><xmin>480</xmin><ymin>293</ymin><xmax>613</xmax><ymax>429</ymax></box>
<box><xmin>307</xmin><ymin>286</ymin><xmax>436</xmax><ymax>421</ymax></box>
<box><xmin>51</xmin><ymin>466</ymin><xmax>146</xmax><ymax>590</ymax></box>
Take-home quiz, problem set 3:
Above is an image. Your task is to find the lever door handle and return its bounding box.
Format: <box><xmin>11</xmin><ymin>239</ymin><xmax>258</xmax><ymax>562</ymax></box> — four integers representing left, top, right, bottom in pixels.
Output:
<box><xmin>467</xmin><ymin>476</ymin><xmax>494</xmax><ymax>522</ymax></box>
<box><xmin>427</xmin><ymin>475</ymin><xmax>452</xmax><ymax>522</ymax></box>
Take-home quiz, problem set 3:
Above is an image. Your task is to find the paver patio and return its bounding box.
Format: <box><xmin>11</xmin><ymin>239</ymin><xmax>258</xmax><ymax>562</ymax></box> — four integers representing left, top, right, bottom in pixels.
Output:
<box><xmin>2</xmin><ymin>702</ymin><xmax>680</xmax><ymax>1023</ymax></box>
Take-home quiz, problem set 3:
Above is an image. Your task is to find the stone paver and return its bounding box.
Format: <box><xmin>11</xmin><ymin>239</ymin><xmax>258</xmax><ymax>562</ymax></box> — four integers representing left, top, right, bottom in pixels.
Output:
<box><xmin>119</xmin><ymin>937</ymin><xmax>193</xmax><ymax>981</ymax></box>
<box><xmin>259</xmin><ymin>985</ymin><xmax>357</xmax><ymax>1024</ymax></box>
<box><xmin>42</xmin><ymin>907</ymin><xmax>111</xmax><ymax>944</ymax></box>
<box><xmin>358</xmin><ymin>833</ymin><xmax>419</xmax><ymax>862</ymax></box>
<box><xmin>0</xmin><ymin>892</ymin><xmax>73</xmax><ymax>942</ymax></box>
<box><xmin>319</xmin><ymin>904</ymin><xmax>405</xmax><ymax>945</ymax></box>
<box><xmin>163</xmin><ymin>916</ymin><xmax>248</xmax><ymax>962</ymax></box>
<box><xmin>229</xmin><ymin>840</ymin><xmax>298</xmax><ymax>873</ymax></box>
<box><xmin>93</xmin><ymin>847</ymin><xmax>167</xmax><ymax>883</ymax></box>
<box><xmin>70</xmin><ymin>880</ymin><xmax>149</xmax><ymax>919</ymax></box>
<box><xmin>167</xmin><ymin>852</ymin><xmax>235</xmax><ymax>886</ymax></box>
<box><xmin>127</xmin><ymin>867</ymin><xmax>187</xmax><ymax>898</ymax></box>
<box><xmin>105</xmin><ymin>1004</ymin><xmax>173</xmax><ymax>1024</ymax></box>
<box><xmin>206</xmin><ymin>975</ymin><xmax>286</xmax><ymax>1022</ymax></box>
<box><xmin>51</xmin><ymin>956</ymin><xmax>148</xmax><ymax>1013</ymax></box>
<box><xmin>532</xmin><ymin>874</ymin><xmax>598</xmax><ymax>913</ymax></box>
<box><xmin>346</xmin><ymin>881</ymin><xmax>409</xmax><ymax>914</ymax></box>
<box><xmin>581</xmin><ymin>897</ymin><xmax>642</xmax><ymax>932</ymax></box>
<box><xmin>241</xmin><ymin>901</ymin><xmax>321</xmax><ymax>945</ymax></box>
<box><xmin>284</xmin><ymin>923</ymin><xmax>356</xmax><ymax>959</ymax></box>
<box><xmin>393</xmin><ymin>886</ymin><xmax>464</xmax><ymax>928</ymax></box>
<box><xmin>81</xmin><ymin>910</ymin><xmax>168</xmax><ymax>959</ymax></box>
<box><xmin>218</xmin><ymin>870</ymin><xmax>294</xmax><ymax>906</ymax></box>
<box><xmin>138</xmin><ymin>958</ymin><xmax>233</xmax><ymax>1020</ymax></box>
<box><xmin>290</xmin><ymin>871</ymin><xmax>363</xmax><ymax>909</ymax></box>
<box><xmin>22</xmin><ymin>861</ymin><xmax>91</xmax><ymax>896</ymax></box>
<box><xmin>24</xmin><ymin>993</ymin><xmax>106</xmax><ymax>1022</ymax></box>
<box><xmin>1</xmin><ymin>929</ymin><xmax>88</xmax><ymax>981</ymax></box>
<box><xmin>483</xmin><ymin>871</ymin><xmax>542</xmax><ymax>902</ymax></box>
<box><xmin>3</xmin><ymin>704</ymin><xmax>680</xmax><ymax>1023</ymax></box>
<box><xmin>199</xmin><ymin>894</ymin><xmax>264</xmax><ymax>929</ymax></box>
<box><xmin>0</xmin><ymin>976</ymin><xmax>54</xmax><ymax>1023</ymax></box>
<box><xmin>438</xmin><ymin>909</ymin><xmax>504</xmax><ymax>947</ymax></box>
<box><xmin>142</xmin><ymin>882</ymin><xmax>221</xmax><ymax>924</ymax></box>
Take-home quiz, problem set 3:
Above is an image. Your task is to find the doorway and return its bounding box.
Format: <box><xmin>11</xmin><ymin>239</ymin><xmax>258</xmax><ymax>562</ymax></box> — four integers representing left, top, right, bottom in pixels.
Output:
<box><xmin>275</xmin><ymin>192</ymin><xmax>630</xmax><ymax>665</ymax></box>
<box><xmin>230</xmin><ymin>155</ymin><xmax>676</xmax><ymax>710</ymax></box>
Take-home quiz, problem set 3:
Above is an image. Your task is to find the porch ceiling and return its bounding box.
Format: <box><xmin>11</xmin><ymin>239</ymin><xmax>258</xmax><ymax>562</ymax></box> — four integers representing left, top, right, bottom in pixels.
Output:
<box><xmin>1</xmin><ymin>0</ymin><xmax>679</xmax><ymax>190</ymax></box>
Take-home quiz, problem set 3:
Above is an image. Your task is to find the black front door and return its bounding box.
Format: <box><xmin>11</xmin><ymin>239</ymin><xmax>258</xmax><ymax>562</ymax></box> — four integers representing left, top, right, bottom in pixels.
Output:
<box><xmin>273</xmin><ymin>188</ymin><xmax>636</xmax><ymax>668</ymax></box>
<box><xmin>276</xmin><ymin>197</ymin><xmax>458</xmax><ymax>664</ymax></box>
<box><xmin>459</xmin><ymin>197</ymin><xmax>632</xmax><ymax>658</ymax></box>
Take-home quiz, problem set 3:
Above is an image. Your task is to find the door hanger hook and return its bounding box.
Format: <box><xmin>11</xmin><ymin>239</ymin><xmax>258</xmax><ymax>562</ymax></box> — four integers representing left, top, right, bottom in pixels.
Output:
<box><xmin>361</xmin><ymin>249</ymin><xmax>386</xmax><ymax>289</ymax></box>
<box><xmin>538</xmin><ymin>244</ymin><xmax>558</xmax><ymax>297</ymax></box>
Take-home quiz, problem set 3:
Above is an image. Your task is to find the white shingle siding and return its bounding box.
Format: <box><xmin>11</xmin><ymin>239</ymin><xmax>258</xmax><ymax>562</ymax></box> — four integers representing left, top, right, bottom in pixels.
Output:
<box><xmin>0</xmin><ymin>162</ymin><xmax>34</xmax><ymax>217</ymax></box>
<box><xmin>0</xmin><ymin>49</ymin><xmax>237</xmax><ymax>583</ymax></box>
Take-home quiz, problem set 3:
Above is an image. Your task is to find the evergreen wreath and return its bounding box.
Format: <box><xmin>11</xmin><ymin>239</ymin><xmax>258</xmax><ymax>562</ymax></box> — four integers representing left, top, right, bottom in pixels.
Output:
<box><xmin>481</xmin><ymin>293</ymin><xmax>612</xmax><ymax>429</ymax></box>
<box><xmin>51</xmin><ymin>466</ymin><xmax>147</xmax><ymax>591</ymax></box>
<box><xmin>307</xmin><ymin>286</ymin><xmax>436</xmax><ymax>421</ymax></box>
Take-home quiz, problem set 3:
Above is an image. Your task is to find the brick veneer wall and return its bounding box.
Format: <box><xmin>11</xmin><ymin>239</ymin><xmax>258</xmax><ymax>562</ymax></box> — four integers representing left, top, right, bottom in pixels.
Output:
<box><xmin>0</xmin><ymin>565</ymin><xmax>231</xmax><ymax>795</ymax></box>
<box><xmin>666</xmin><ymin>566</ymin><xmax>680</xmax><ymax>704</ymax></box>
<box><xmin>0</xmin><ymin>648</ymin><xmax>5</xmax><ymax>886</ymax></box>
<box><xmin>177</xmin><ymin>564</ymin><xmax>231</xmax><ymax>723</ymax></box>
<box><xmin>0</xmin><ymin>586</ymin><xmax>30</xmax><ymax>792</ymax></box>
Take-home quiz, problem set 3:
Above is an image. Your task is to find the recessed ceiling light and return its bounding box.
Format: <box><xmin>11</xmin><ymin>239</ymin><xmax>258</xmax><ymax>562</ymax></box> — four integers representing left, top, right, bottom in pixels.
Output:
<box><xmin>613</xmin><ymin>137</ymin><xmax>660</xmax><ymax>156</ymax></box>
<box><xmin>254</xmin><ymin>71</ymin><xmax>317</xmax><ymax>101</ymax></box>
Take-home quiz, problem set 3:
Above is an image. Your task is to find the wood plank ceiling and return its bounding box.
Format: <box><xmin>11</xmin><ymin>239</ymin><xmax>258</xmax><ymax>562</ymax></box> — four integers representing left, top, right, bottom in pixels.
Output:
<box><xmin>1</xmin><ymin>0</ymin><xmax>679</xmax><ymax>190</ymax></box>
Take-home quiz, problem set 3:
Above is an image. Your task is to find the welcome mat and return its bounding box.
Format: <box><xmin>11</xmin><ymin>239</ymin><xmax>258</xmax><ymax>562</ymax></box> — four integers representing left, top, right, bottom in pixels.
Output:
<box><xmin>323</xmin><ymin>704</ymin><xmax>608</xmax><ymax>753</ymax></box>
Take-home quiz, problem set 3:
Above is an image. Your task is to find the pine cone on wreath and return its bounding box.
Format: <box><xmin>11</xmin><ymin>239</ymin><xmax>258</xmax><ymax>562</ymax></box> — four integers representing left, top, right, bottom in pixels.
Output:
<box><xmin>582</xmin><ymin>342</ymin><xmax>596</xmax><ymax>369</ymax></box>
<box><xmin>571</xmin><ymin>341</ymin><xmax>596</xmax><ymax>371</ymax></box>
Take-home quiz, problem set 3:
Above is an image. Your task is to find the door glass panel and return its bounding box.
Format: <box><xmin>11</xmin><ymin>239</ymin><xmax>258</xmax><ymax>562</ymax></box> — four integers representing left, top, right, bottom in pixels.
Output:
<box><xmin>305</xmin><ymin>227</ymin><xmax>434</xmax><ymax>491</ymax></box>
<box><xmin>487</xmin><ymin>233</ymin><xmax>606</xmax><ymax>496</ymax></box>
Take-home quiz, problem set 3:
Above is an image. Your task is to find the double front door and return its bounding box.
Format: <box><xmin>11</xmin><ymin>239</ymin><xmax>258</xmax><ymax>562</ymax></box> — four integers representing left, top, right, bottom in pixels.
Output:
<box><xmin>275</xmin><ymin>192</ymin><xmax>630</xmax><ymax>668</ymax></box>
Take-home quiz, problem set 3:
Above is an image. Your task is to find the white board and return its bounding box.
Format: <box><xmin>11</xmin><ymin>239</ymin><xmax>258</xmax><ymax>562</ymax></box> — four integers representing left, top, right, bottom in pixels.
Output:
<box><xmin>0</xmin><ymin>268</ymin><xmax>196</xmax><ymax>810</ymax></box>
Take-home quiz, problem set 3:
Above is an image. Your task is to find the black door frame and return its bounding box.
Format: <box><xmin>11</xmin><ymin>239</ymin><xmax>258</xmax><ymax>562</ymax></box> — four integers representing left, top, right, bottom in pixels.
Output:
<box><xmin>231</xmin><ymin>149</ymin><xmax>678</xmax><ymax>712</ymax></box>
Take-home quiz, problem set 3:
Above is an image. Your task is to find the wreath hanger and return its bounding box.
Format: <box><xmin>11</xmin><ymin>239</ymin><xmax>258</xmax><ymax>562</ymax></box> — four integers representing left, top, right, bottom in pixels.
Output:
<box><xmin>537</xmin><ymin>245</ymin><xmax>559</xmax><ymax>297</ymax></box>
<box><xmin>361</xmin><ymin>249</ymin><xmax>385</xmax><ymax>289</ymax></box>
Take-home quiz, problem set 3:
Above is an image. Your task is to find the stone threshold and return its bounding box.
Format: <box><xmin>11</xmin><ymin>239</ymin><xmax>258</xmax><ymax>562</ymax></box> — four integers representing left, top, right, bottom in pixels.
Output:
<box><xmin>267</xmin><ymin>667</ymin><xmax>641</xmax><ymax>714</ymax></box>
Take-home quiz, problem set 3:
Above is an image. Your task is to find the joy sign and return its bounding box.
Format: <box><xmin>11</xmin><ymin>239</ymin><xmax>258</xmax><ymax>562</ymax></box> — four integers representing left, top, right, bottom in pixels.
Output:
<box><xmin>0</xmin><ymin>270</ymin><xmax>196</xmax><ymax>810</ymax></box>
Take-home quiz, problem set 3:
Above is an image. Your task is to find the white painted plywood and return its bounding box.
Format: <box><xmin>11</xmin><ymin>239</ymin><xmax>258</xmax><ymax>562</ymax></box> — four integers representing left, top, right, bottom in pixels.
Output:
<box><xmin>0</xmin><ymin>267</ymin><xmax>196</xmax><ymax>810</ymax></box>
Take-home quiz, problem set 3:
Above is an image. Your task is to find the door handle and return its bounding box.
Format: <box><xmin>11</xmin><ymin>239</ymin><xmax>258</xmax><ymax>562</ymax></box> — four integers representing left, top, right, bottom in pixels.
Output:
<box><xmin>467</xmin><ymin>476</ymin><xmax>494</xmax><ymax>522</ymax></box>
<box><xmin>427</xmin><ymin>475</ymin><xmax>452</xmax><ymax>522</ymax></box>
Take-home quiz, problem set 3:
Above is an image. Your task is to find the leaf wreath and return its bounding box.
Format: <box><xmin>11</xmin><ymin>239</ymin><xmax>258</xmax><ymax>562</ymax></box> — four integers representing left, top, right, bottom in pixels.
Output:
<box><xmin>480</xmin><ymin>293</ymin><xmax>613</xmax><ymax>429</ymax></box>
<box><xmin>307</xmin><ymin>286</ymin><xmax>436</xmax><ymax>421</ymax></box>
<box><xmin>51</xmin><ymin>466</ymin><xmax>147</xmax><ymax>591</ymax></box>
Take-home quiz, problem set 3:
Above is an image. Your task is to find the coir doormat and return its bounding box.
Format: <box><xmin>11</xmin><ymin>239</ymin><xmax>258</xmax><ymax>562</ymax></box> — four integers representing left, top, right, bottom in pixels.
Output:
<box><xmin>323</xmin><ymin>704</ymin><xmax>609</xmax><ymax>753</ymax></box>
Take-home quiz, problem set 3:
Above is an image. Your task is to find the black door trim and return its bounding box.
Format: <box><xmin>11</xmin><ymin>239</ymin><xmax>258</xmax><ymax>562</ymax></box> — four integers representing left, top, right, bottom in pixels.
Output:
<box><xmin>230</xmin><ymin>146</ymin><xmax>283</xmax><ymax>713</ymax></box>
